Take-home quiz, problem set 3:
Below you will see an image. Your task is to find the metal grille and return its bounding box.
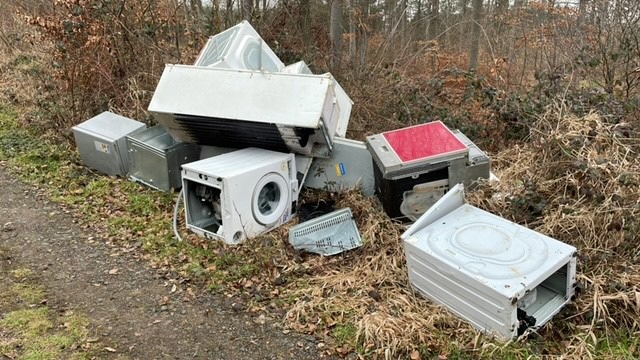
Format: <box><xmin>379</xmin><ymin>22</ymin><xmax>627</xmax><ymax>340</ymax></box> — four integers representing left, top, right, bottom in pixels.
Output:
<box><xmin>174</xmin><ymin>114</ymin><xmax>289</xmax><ymax>152</ymax></box>
<box><xmin>289</xmin><ymin>208</ymin><xmax>362</xmax><ymax>256</ymax></box>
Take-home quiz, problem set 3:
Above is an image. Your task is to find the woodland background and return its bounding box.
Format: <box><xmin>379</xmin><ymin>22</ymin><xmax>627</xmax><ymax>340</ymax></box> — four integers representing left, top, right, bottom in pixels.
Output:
<box><xmin>0</xmin><ymin>0</ymin><xmax>639</xmax><ymax>358</ymax></box>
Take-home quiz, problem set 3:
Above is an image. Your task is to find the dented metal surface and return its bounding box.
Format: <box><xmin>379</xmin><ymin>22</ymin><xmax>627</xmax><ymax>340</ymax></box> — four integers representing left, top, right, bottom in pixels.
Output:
<box><xmin>148</xmin><ymin>65</ymin><xmax>349</xmax><ymax>158</ymax></box>
<box><xmin>402</xmin><ymin>184</ymin><xmax>577</xmax><ymax>340</ymax></box>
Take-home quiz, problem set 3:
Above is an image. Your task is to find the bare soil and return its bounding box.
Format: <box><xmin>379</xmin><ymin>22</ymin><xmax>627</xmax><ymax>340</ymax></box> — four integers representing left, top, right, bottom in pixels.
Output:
<box><xmin>0</xmin><ymin>168</ymin><xmax>329</xmax><ymax>359</ymax></box>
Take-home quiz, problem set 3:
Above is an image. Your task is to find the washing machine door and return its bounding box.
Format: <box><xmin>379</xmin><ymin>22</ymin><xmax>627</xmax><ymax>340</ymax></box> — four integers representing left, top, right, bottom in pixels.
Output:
<box><xmin>252</xmin><ymin>172</ymin><xmax>289</xmax><ymax>225</ymax></box>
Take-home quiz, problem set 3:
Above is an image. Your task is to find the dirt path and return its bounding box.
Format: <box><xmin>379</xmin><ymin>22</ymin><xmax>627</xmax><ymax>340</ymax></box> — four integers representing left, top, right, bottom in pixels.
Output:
<box><xmin>0</xmin><ymin>168</ymin><xmax>328</xmax><ymax>359</ymax></box>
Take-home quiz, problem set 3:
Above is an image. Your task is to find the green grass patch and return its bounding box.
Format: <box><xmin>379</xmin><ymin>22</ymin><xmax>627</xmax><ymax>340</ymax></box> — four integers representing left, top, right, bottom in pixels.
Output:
<box><xmin>0</xmin><ymin>261</ymin><xmax>106</xmax><ymax>360</ymax></box>
<box><xmin>10</xmin><ymin>268</ymin><xmax>33</xmax><ymax>280</ymax></box>
<box><xmin>0</xmin><ymin>307</ymin><xmax>94</xmax><ymax>360</ymax></box>
<box><xmin>12</xmin><ymin>283</ymin><xmax>47</xmax><ymax>304</ymax></box>
<box><xmin>1</xmin><ymin>307</ymin><xmax>53</xmax><ymax>337</ymax></box>
<box><xmin>595</xmin><ymin>329</ymin><xmax>640</xmax><ymax>359</ymax></box>
<box><xmin>332</xmin><ymin>323</ymin><xmax>358</xmax><ymax>347</ymax></box>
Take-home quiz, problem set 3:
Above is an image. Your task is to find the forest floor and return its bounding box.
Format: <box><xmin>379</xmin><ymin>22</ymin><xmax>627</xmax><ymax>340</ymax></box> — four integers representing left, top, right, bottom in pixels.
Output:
<box><xmin>0</xmin><ymin>167</ymin><xmax>334</xmax><ymax>359</ymax></box>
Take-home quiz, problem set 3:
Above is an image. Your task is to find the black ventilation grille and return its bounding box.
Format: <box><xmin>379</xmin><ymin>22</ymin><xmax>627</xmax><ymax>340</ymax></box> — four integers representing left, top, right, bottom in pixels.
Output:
<box><xmin>174</xmin><ymin>114</ymin><xmax>289</xmax><ymax>152</ymax></box>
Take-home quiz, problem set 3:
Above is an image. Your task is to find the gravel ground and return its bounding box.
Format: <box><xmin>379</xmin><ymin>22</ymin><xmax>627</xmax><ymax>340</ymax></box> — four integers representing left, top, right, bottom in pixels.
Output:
<box><xmin>0</xmin><ymin>168</ymin><xmax>330</xmax><ymax>359</ymax></box>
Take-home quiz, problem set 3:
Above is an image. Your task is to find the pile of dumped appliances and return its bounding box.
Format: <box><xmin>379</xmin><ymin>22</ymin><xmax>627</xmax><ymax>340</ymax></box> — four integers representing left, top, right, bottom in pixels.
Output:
<box><xmin>72</xmin><ymin>21</ymin><xmax>578</xmax><ymax>341</ymax></box>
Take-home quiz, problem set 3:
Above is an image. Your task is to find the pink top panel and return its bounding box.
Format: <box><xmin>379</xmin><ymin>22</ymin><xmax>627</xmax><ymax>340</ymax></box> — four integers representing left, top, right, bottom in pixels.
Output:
<box><xmin>382</xmin><ymin>121</ymin><xmax>468</xmax><ymax>163</ymax></box>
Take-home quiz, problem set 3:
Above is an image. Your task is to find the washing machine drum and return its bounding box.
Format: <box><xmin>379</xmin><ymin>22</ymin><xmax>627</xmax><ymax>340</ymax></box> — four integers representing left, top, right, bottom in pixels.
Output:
<box><xmin>252</xmin><ymin>172</ymin><xmax>289</xmax><ymax>225</ymax></box>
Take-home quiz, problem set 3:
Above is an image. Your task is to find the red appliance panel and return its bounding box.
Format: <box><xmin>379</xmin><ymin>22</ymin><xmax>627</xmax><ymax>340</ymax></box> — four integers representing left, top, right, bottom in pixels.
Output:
<box><xmin>382</xmin><ymin>122</ymin><xmax>468</xmax><ymax>163</ymax></box>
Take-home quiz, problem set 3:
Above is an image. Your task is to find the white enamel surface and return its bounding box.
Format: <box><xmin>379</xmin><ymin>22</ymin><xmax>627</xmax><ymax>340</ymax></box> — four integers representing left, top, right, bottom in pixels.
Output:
<box><xmin>422</xmin><ymin>207</ymin><xmax>549</xmax><ymax>280</ymax></box>
<box><xmin>405</xmin><ymin>185</ymin><xmax>576</xmax><ymax>297</ymax></box>
<box><xmin>403</xmin><ymin>185</ymin><xmax>577</xmax><ymax>340</ymax></box>
<box><xmin>194</xmin><ymin>20</ymin><xmax>284</xmax><ymax>72</ymax></box>
<box><xmin>401</xmin><ymin>183</ymin><xmax>465</xmax><ymax>239</ymax></box>
<box><xmin>149</xmin><ymin>65</ymin><xmax>333</xmax><ymax>129</ymax></box>
<box><xmin>182</xmin><ymin>148</ymin><xmax>297</xmax><ymax>244</ymax></box>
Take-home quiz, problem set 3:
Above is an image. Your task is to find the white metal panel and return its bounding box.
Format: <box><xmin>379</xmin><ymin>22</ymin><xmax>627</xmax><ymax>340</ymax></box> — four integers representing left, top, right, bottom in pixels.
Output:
<box><xmin>404</xmin><ymin>241</ymin><xmax>514</xmax><ymax>338</ymax></box>
<box><xmin>278</xmin><ymin>63</ymin><xmax>352</xmax><ymax>139</ymax></box>
<box><xmin>194</xmin><ymin>20</ymin><xmax>284</xmax><ymax>72</ymax></box>
<box><xmin>182</xmin><ymin>147</ymin><xmax>292</xmax><ymax>179</ymax></box>
<box><xmin>281</xmin><ymin>61</ymin><xmax>312</xmax><ymax>75</ymax></box>
<box><xmin>332</xmin><ymin>80</ymin><xmax>353</xmax><ymax>138</ymax></box>
<box><xmin>402</xmin><ymin>183</ymin><xmax>466</xmax><ymax>239</ymax></box>
<box><xmin>148</xmin><ymin>65</ymin><xmax>333</xmax><ymax>129</ymax></box>
<box><xmin>403</xmin><ymin>183</ymin><xmax>577</xmax><ymax>340</ymax></box>
<box><xmin>304</xmin><ymin>138</ymin><xmax>375</xmax><ymax>196</ymax></box>
<box><xmin>411</xmin><ymin>204</ymin><xmax>571</xmax><ymax>294</ymax></box>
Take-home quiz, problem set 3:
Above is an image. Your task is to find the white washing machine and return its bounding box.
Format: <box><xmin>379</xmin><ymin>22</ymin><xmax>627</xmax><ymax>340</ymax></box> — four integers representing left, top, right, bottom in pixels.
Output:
<box><xmin>402</xmin><ymin>184</ymin><xmax>577</xmax><ymax>340</ymax></box>
<box><xmin>181</xmin><ymin>148</ymin><xmax>298</xmax><ymax>244</ymax></box>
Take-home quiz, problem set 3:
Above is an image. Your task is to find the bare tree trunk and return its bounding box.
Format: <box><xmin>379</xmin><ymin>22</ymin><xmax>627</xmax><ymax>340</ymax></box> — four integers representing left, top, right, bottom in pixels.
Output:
<box><xmin>242</xmin><ymin>0</ymin><xmax>253</xmax><ymax>21</ymax></box>
<box><xmin>226</xmin><ymin>0</ymin><xmax>234</xmax><ymax>28</ymax></box>
<box><xmin>494</xmin><ymin>0</ymin><xmax>508</xmax><ymax>54</ymax></box>
<box><xmin>469</xmin><ymin>0</ymin><xmax>482</xmax><ymax>71</ymax></box>
<box><xmin>385</xmin><ymin>0</ymin><xmax>396</xmax><ymax>33</ymax></box>
<box><xmin>330</xmin><ymin>0</ymin><xmax>344</xmax><ymax>70</ymax></box>
<box><xmin>356</xmin><ymin>0</ymin><xmax>369</xmax><ymax>69</ymax></box>
<box><xmin>427</xmin><ymin>0</ymin><xmax>440</xmax><ymax>41</ymax></box>
<box><xmin>577</xmin><ymin>0</ymin><xmax>588</xmax><ymax>27</ymax></box>
<box><xmin>414</xmin><ymin>0</ymin><xmax>425</xmax><ymax>43</ymax></box>
<box><xmin>458</xmin><ymin>0</ymin><xmax>470</xmax><ymax>53</ymax></box>
<box><xmin>301</xmin><ymin>0</ymin><xmax>311</xmax><ymax>48</ymax></box>
<box><xmin>348</xmin><ymin>0</ymin><xmax>356</xmax><ymax>63</ymax></box>
<box><xmin>400</xmin><ymin>0</ymin><xmax>408</xmax><ymax>45</ymax></box>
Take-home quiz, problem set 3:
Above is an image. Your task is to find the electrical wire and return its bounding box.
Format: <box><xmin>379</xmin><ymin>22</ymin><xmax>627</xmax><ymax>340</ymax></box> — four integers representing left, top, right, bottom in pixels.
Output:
<box><xmin>173</xmin><ymin>188</ymin><xmax>185</xmax><ymax>242</ymax></box>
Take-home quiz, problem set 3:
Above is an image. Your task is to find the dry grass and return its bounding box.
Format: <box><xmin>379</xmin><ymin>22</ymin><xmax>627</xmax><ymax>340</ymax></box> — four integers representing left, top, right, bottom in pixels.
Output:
<box><xmin>255</xmin><ymin>107</ymin><xmax>640</xmax><ymax>358</ymax></box>
<box><xmin>2</xmin><ymin>5</ymin><xmax>639</xmax><ymax>356</ymax></box>
<box><xmin>280</xmin><ymin>193</ymin><xmax>473</xmax><ymax>356</ymax></box>
<box><xmin>467</xmin><ymin>107</ymin><xmax>640</xmax><ymax>355</ymax></box>
<box><xmin>159</xmin><ymin>103</ymin><xmax>640</xmax><ymax>358</ymax></box>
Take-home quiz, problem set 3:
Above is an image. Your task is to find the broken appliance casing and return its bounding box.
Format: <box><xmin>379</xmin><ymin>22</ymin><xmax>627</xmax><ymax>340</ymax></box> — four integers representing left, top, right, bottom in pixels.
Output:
<box><xmin>401</xmin><ymin>184</ymin><xmax>577</xmax><ymax>340</ymax></box>
<box><xmin>194</xmin><ymin>20</ymin><xmax>284</xmax><ymax>72</ymax></box>
<box><xmin>294</xmin><ymin>155</ymin><xmax>314</xmax><ymax>194</ymax></box>
<box><xmin>281</xmin><ymin>61</ymin><xmax>312</xmax><ymax>75</ymax></box>
<box><xmin>181</xmin><ymin>148</ymin><xmax>298</xmax><ymax>244</ymax></box>
<box><xmin>450</xmin><ymin>130</ymin><xmax>491</xmax><ymax>187</ymax></box>
<box><xmin>279</xmin><ymin>61</ymin><xmax>353</xmax><ymax>138</ymax></box>
<box><xmin>126</xmin><ymin>125</ymin><xmax>200</xmax><ymax>191</ymax></box>
<box><xmin>330</xmin><ymin>79</ymin><xmax>353</xmax><ymax>138</ymax></box>
<box><xmin>72</xmin><ymin>111</ymin><xmax>146</xmax><ymax>176</ymax></box>
<box><xmin>366</xmin><ymin>121</ymin><xmax>470</xmax><ymax>221</ymax></box>
<box><xmin>304</xmin><ymin>138</ymin><xmax>375</xmax><ymax>197</ymax></box>
<box><xmin>148</xmin><ymin>65</ymin><xmax>349</xmax><ymax>158</ymax></box>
